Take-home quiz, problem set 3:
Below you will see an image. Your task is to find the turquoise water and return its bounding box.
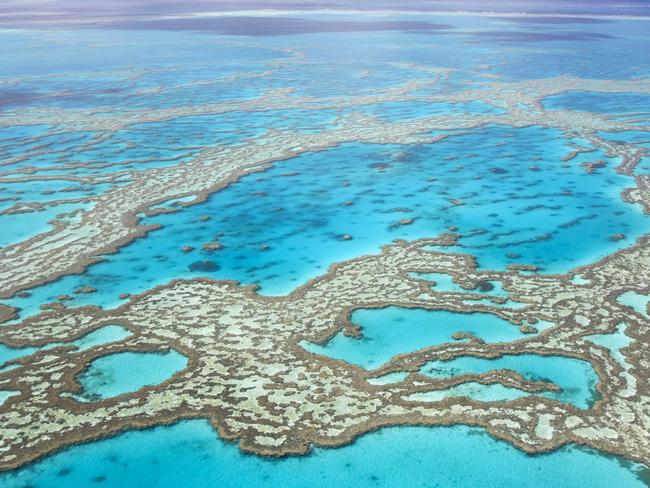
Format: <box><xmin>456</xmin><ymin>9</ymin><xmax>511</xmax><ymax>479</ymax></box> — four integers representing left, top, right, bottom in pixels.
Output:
<box><xmin>1</xmin><ymin>11</ymin><xmax>650</xmax><ymax>486</ymax></box>
<box><xmin>306</xmin><ymin>310</ymin><xmax>595</xmax><ymax>408</ymax></box>
<box><xmin>5</xmin><ymin>124</ymin><xmax>648</xmax><ymax>322</ymax></box>
<box><xmin>618</xmin><ymin>291</ymin><xmax>650</xmax><ymax>318</ymax></box>
<box><xmin>302</xmin><ymin>307</ymin><xmax>543</xmax><ymax>369</ymax></box>
<box><xmin>0</xmin><ymin>180</ymin><xmax>119</xmax><ymax>212</ymax></box>
<box><xmin>0</xmin><ymin>202</ymin><xmax>93</xmax><ymax>249</ymax></box>
<box><xmin>68</xmin><ymin>325</ymin><xmax>132</xmax><ymax>351</ymax></box>
<box><xmin>0</xmin><ymin>420</ymin><xmax>646</xmax><ymax>488</ymax></box>
<box><xmin>585</xmin><ymin>324</ymin><xmax>636</xmax><ymax>397</ymax></box>
<box><xmin>412</xmin><ymin>273</ymin><xmax>511</xmax><ymax>297</ymax></box>
<box><xmin>419</xmin><ymin>354</ymin><xmax>599</xmax><ymax>409</ymax></box>
<box><xmin>71</xmin><ymin>350</ymin><xmax>187</xmax><ymax>401</ymax></box>
<box><xmin>586</xmin><ymin>324</ymin><xmax>633</xmax><ymax>366</ymax></box>
<box><xmin>0</xmin><ymin>344</ymin><xmax>37</xmax><ymax>367</ymax></box>
<box><xmin>0</xmin><ymin>325</ymin><xmax>132</xmax><ymax>368</ymax></box>
<box><xmin>409</xmin><ymin>272</ymin><xmax>469</xmax><ymax>293</ymax></box>
<box><xmin>410</xmin><ymin>272</ymin><xmax>527</xmax><ymax>308</ymax></box>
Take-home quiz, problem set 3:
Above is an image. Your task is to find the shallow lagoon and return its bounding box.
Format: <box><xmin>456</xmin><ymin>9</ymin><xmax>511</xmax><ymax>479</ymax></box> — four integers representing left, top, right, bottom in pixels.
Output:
<box><xmin>302</xmin><ymin>306</ymin><xmax>539</xmax><ymax>369</ymax></box>
<box><xmin>0</xmin><ymin>202</ymin><xmax>91</xmax><ymax>249</ymax></box>
<box><xmin>420</xmin><ymin>354</ymin><xmax>599</xmax><ymax>409</ymax></box>
<box><xmin>4</xmin><ymin>124</ymin><xmax>649</xmax><ymax>321</ymax></box>
<box><xmin>0</xmin><ymin>420</ymin><xmax>646</xmax><ymax>488</ymax></box>
<box><xmin>0</xmin><ymin>391</ymin><xmax>18</xmax><ymax>407</ymax></box>
<box><xmin>618</xmin><ymin>291</ymin><xmax>650</xmax><ymax>318</ymax></box>
<box><xmin>305</xmin><ymin>309</ymin><xmax>595</xmax><ymax>409</ymax></box>
<box><xmin>0</xmin><ymin>324</ymin><xmax>132</xmax><ymax>368</ymax></box>
<box><xmin>411</xmin><ymin>272</ymin><xmax>528</xmax><ymax>308</ymax></box>
<box><xmin>72</xmin><ymin>125</ymin><xmax>650</xmax><ymax>284</ymax></box>
<box><xmin>72</xmin><ymin>350</ymin><xmax>187</xmax><ymax>401</ymax></box>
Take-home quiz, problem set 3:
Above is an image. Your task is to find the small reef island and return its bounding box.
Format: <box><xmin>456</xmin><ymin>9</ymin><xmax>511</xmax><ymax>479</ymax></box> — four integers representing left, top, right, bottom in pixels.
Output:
<box><xmin>0</xmin><ymin>1</ymin><xmax>649</xmax><ymax>486</ymax></box>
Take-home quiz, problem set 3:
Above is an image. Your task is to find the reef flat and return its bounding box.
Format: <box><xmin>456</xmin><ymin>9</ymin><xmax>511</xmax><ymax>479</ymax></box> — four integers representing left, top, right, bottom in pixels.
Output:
<box><xmin>0</xmin><ymin>10</ymin><xmax>650</xmax><ymax>486</ymax></box>
<box><xmin>1</xmin><ymin>229</ymin><xmax>650</xmax><ymax>468</ymax></box>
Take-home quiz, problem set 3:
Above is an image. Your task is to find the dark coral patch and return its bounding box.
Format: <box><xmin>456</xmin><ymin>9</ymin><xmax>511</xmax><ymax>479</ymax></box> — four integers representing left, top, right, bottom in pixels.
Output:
<box><xmin>475</xmin><ymin>280</ymin><xmax>495</xmax><ymax>292</ymax></box>
<box><xmin>189</xmin><ymin>260</ymin><xmax>220</xmax><ymax>272</ymax></box>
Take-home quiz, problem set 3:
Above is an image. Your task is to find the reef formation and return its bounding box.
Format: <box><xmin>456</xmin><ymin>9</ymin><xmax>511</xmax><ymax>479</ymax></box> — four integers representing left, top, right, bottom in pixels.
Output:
<box><xmin>0</xmin><ymin>55</ymin><xmax>649</xmax><ymax>472</ymax></box>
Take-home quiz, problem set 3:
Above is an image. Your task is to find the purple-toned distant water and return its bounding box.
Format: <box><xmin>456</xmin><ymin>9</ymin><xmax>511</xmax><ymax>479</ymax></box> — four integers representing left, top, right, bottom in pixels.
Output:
<box><xmin>1</xmin><ymin>0</ymin><xmax>649</xmax><ymax>30</ymax></box>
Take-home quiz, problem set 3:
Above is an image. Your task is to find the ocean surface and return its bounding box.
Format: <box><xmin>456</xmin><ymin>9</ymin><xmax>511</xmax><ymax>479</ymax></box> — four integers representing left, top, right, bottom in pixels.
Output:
<box><xmin>0</xmin><ymin>421</ymin><xmax>647</xmax><ymax>488</ymax></box>
<box><xmin>1</xmin><ymin>8</ymin><xmax>649</xmax><ymax>487</ymax></box>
